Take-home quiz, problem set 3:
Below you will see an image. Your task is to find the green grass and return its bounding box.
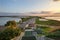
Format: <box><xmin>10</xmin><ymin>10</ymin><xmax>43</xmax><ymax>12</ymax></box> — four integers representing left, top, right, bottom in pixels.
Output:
<box><xmin>46</xmin><ymin>29</ymin><xmax>60</xmax><ymax>40</ymax></box>
<box><xmin>40</xmin><ymin>27</ymin><xmax>52</xmax><ymax>32</ymax></box>
<box><xmin>36</xmin><ymin>26</ymin><xmax>52</xmax><ymax>35</ymax></box>
<box><xmin>36</xmin><ymin>18</ymin><xmax>60</xmax><ymax>26</ymax></box>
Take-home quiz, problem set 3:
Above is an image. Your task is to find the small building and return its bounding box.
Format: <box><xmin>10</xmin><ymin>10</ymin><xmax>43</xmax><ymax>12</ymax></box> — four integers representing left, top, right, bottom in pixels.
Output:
<box><xmin>28</xmin><ymin>23</ymin><xmax>36</xmax><ymax>29</ymax></box>
<box><xmin>29</xmin><ymin>24</ymin><xmax>35</xmax><ymax>27</ymax></box>
<box><xmin>24</xmin><ymin>29</ymin><xmax>37</xmax><ymax>37</ymax></box>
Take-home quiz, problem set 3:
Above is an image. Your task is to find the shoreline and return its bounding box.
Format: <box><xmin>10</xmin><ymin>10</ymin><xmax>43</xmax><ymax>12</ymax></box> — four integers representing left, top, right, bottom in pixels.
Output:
<box><xmin>44</xmin><ymin>17</ymin><xmax>60</xmax><ymax>21</ymax></box>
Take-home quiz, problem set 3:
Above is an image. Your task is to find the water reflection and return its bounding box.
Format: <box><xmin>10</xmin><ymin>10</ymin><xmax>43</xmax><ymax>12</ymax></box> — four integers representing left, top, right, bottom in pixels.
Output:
<box><xmin>0</xmin><ymin>17</ymin><xmax>21</xmax><ymax>25</ymax></box>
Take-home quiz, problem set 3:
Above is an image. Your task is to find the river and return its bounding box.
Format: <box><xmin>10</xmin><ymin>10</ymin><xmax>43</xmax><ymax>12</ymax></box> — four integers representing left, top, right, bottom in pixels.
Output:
<box><xmin>0</xmin><ymin>17</ymin><xmax>21</xmax><ymax>25</ymax></box>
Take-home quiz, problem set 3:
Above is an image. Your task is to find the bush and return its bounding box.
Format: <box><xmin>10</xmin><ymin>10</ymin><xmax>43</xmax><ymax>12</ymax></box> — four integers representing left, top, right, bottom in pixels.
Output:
<box><xmin>5</xmin><ymin>20</ymin><xmax>17</xmax><ymax>27</ymax></box>
<box><xmin>36</xmin><ymin>18</ymin><xmax>60</xmax><ymax>26</ymax></box>
<box><xmin>0</xmin><ymin>27</ymin><xmax>21</xmax><ymax>40</ymax></box>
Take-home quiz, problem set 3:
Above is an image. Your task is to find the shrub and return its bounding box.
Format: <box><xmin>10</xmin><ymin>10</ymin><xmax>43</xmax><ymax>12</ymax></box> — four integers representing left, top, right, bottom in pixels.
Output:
<box><xmin>5</xmin><ymin>20</ymin><xmax>17</xmax><ymax>27</ymax></box>
<box><xmin>0</xmin><ymin>27</ymin><xmax>21</xmax><ymax>40</ymax></box>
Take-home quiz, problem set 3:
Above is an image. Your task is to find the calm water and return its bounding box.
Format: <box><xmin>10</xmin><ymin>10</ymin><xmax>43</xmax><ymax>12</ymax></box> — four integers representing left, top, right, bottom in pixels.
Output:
<box><xmin>45</xmin><ymin>17</ymin><xmax>60</xmax><ymax>21</ymax></box>
<box><xmin>0</xmin><ymin>17</ymin><xmax>21</xmax><ymax>25</ymax></box>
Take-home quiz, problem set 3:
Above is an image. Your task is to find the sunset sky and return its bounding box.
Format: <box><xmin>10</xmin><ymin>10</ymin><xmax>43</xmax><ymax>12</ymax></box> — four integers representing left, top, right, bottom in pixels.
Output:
<box><xmin>0</xmin><ymin>0</ymin><xmax>60</xmax><ymax>13</ymax></box>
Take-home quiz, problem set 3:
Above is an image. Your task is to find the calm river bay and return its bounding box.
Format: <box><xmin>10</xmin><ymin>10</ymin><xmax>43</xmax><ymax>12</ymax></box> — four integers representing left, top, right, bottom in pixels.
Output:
<box><xmin>0</xmin><ymin>17</ymin><xmax>21</xmax><ymax>25</ymax></box>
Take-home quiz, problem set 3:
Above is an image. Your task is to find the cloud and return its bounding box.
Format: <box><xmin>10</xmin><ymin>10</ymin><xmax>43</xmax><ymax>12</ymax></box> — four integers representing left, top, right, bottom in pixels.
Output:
<box><xmin>53</xmin><ymin>0</ymin><xmax>60</xmax><ymax>1</ymax></box>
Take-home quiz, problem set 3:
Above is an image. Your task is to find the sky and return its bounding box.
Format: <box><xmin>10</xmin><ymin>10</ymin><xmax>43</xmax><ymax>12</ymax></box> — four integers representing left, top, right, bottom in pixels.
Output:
<box><xmin>0</xmin><ymin>0</ymin><xmax>60</xmax><ymax>13</ymax></box>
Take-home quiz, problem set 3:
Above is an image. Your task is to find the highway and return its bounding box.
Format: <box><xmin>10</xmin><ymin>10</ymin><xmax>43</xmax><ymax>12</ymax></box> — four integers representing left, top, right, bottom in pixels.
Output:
<box><xmin>18</xmin><ymin>18</ymin><xmax>36</xmax><ymax>28</ymax></box>
<box><xmin>13</xmin><ymin>18</ymin><xmax>36</xmax><ymax>40</ymax></box>
<box><xmin>12</xmin><ymin>17</ymin><xmax>55</xmax><ymax>40</ymax></box>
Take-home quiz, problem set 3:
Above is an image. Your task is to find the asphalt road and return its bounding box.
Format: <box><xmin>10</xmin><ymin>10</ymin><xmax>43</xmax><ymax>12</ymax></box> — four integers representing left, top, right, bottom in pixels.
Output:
<box><xmin>18</xmin><ymin>18</ymin><xmax>36</xmax><ymax>28</ymax></box>
<box><xmin>16</xmin><ymin>18</ymin><xmax>36</xmax><ymax>40</ymax></box>
<box><xmin>12</xmin><ymin>18</ymin><xmax>55</xmax><ymax>40</ymax></box>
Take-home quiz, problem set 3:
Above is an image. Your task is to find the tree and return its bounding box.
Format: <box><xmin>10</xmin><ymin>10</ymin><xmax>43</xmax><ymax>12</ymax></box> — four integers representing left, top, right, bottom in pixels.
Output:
<box><xmin>0</xmin><ymin>27</ymin><xmax>21</xmax><ymax>40</ymax></box>
<box><xmin>5</xmin><ymin>20</ymin><xmax>17</xmax><ymax>27</ymax></box>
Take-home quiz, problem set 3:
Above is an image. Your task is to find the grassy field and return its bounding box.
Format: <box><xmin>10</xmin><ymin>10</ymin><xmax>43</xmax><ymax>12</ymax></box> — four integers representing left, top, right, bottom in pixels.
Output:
<box><xmin>36</xmin><ymin>18</ymin><xmax>60</xmax><ymax>26</ymax></box>
<box><xmin>36</xmin><ymin>26</ymin><xmax>53</xmax><ymax>33</ymax></box>
<box><xmin>46</xmin><ymin>29</ymin><xmax>60</xmax><ymax>40</ymax></box>
<box><xmin>35</xmin><ymin>17</ymin><xmax>60</xmax><ymax>40</ymax></box>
